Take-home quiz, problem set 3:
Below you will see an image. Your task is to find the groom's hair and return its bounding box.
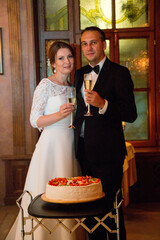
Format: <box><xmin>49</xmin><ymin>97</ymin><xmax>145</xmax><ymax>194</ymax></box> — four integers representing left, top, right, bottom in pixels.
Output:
<box><xmin>81</xmin><ymin>26</ymin><xmax>106</xmax><ymax>41</ymax></box>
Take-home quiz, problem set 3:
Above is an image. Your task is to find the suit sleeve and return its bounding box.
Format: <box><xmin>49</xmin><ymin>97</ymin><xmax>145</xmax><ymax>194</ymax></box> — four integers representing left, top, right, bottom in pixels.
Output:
<box><xmin>105</xmin><ymin>66</ymin><xmax>137</xmax><ymax>123</ymax></box>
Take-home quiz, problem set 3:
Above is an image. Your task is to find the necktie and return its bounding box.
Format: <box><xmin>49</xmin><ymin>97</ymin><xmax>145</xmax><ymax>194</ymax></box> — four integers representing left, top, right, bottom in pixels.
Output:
<box><xmin>85</xmin><ymin>65</ymin><xmax>99</xmax><ymax>74</ymax></box>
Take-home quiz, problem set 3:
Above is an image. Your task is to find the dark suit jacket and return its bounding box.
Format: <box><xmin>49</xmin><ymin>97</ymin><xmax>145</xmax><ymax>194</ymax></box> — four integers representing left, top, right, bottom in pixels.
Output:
<box><xmin>74</xmin><ymin>58</ymin><xmax>137</xmax><ymax>165</ymax></box>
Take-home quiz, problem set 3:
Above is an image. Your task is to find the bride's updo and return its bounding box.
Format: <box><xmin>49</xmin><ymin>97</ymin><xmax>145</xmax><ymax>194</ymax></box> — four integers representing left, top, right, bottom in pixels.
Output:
<box><xmin>48</xmin><ymin>41</ymin><xmax>75</xmax><ymax>73</ymax></box>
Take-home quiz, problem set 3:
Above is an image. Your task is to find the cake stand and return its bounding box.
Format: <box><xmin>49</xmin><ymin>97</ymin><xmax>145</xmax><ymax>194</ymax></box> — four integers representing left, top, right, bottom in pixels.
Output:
<box><xmin>16</xmin><ymin>189</ymin><xmax>123</xmax><ymax>240</ymax></box>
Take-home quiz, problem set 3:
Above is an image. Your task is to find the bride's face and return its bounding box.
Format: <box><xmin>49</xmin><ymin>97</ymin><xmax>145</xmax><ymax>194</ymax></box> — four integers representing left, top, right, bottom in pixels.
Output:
<box><xmin>53</xmin><ymin>48</ymin><xmax>74</xmax><ymax>75</ymax></box>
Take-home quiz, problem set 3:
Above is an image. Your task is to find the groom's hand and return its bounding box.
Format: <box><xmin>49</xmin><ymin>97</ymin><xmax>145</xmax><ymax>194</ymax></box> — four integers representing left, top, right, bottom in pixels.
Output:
<box><xmin>84</xmin><ymin>89</ymin><xmax>105</xmax><ymax>108</ymax></box>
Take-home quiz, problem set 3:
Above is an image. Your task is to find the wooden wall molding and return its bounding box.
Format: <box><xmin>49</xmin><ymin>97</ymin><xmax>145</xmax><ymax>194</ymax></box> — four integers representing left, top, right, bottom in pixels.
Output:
<box><xmin>2</xmin><ymin>155</ymin><xmax>31</xmax><ymax>205</ymax></box>
<box><xmin>131</xmin><ymin>152</ymin><xmax>160</xmax><ymax>203</ymax></box>
<box><xmin>7</xmin><ymin>0</ymin><xmax>25</xmax><ymax>154</ymax></box>
<box><xmin>7</xmin><ymin>0</ymin><xmax>38</xmax><ymax>155</ymax></box>
<box><xmin>155</xmin><ymin>0</ymin><xmax>160</xmax><ymax>146</ymax></box>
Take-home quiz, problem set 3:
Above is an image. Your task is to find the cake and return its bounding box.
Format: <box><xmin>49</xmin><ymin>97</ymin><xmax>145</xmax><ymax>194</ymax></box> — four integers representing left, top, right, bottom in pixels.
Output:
<box><xmin>44</xmin><ymin>176</ymin><xmax>104</xmax><ymax>202</ymax></box>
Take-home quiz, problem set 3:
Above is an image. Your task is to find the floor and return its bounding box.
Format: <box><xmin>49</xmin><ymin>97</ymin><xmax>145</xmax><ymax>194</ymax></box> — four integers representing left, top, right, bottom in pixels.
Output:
<box><xmin>0</xmin><ymin>202</ymin><xmax>160</xmax><ymax>240</ymax></box>
<box><xmin>123</xmin><ymin>202</ymin><xmax>160</xmax><ymax>240</ymax></box>
<box><xmin>0</xmin><ymin>204</ymin><xmax>19</xmax><ymax>240</ymax></box>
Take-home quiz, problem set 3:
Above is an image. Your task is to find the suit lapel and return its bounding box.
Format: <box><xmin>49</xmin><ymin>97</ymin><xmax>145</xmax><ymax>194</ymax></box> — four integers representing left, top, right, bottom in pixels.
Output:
<box><xmin>76</xmin><ymin>68</ymin><xmax>86</xmax><ymax>108</ymax></box>
<box><xmin>77</xmin><ymin>88</ymin><xmax>85</xmax><ymax>108</ymax></box>
<box><xmin>93</xmin><ymin>58</ymin><xmax>110</xmax><ymax>93</ymax></box>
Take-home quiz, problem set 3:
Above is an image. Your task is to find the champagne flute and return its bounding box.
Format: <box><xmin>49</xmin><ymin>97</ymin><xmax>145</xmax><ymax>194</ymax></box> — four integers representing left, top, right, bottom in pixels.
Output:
<box><xmin>84</xmin><ymin>73</ymin><xmax>93</xmax><ymax>116</ymax></box>
<box><xmin>67</xmin><ymin>87</ymin><xmax>76</xmax><ymax>128</ymax></box>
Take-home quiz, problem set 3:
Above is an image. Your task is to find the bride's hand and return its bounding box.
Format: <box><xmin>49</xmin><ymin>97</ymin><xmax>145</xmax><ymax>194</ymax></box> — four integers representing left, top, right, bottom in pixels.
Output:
<box><xmin>59</xmin><ymin>103</ymin><xmax>74</xmax><ymax>118</ymax></box>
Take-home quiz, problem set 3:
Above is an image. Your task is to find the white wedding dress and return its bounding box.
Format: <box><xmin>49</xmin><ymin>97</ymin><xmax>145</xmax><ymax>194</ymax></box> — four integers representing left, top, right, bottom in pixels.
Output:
<box><xmin>6</xmin><ymin>78</ymin><xmax>86</xmax><ymax>240</ymax></box>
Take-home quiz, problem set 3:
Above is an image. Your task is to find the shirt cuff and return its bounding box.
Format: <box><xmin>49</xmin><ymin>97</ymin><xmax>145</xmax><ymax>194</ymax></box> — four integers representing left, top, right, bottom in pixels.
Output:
<box><xmin>99</xmin><ymin>99</ymin><xmax>108</xmax><ymax>114</ymax></box>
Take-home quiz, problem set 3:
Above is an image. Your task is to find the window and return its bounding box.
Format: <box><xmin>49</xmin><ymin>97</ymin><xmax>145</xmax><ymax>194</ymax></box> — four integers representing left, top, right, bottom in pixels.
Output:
<box><xmin>37</xmin><ymin>0</ymin><xmax>159</xmax><ymax>147</ymax></box>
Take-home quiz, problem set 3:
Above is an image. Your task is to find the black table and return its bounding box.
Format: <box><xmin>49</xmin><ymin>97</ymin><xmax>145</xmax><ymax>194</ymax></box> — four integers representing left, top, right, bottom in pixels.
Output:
<box><xmin>28</xmin><ymin>194</ymin><xmax>114</xmax><ymax>218</ymax></box>
<box><xmin>17</xmin><ymin>190</ymin><xmax>123</xmax><ymax>240</ymax></box>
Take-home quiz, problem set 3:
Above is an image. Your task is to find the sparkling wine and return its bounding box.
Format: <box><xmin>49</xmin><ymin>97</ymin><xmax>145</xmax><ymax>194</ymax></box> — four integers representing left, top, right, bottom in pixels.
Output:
<box><xmin>83</xmin><ymin>73</ymin><xmax>93</xmax><ymax>116</ymax></box>
<box><xmin>67</xmin><ymin>86</ymin><xmax>76</xmax><ymax>128</ymax></box>
<box><xmin>84</xmin><ymin>79</ymin><xmax>92</xmax><ymax>90</ymax></box>
<box><xmin>68</xmin><ymin>97</ymin><xmax>76</xmax><ymax>105</ymax></box>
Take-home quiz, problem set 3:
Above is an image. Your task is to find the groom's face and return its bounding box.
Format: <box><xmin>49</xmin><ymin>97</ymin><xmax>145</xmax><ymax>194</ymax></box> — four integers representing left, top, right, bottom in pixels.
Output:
<box><xmin>81</xmin><ymin>30</ymin><xmax>106</xmax><ymax>66</ymax></box>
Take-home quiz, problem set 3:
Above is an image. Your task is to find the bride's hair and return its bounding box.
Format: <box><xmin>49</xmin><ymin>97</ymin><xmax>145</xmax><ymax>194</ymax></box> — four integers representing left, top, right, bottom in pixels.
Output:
<box><xmin>48</xmin><ymin>41</ymin><xmax>75</xmax><ymax>73</ymax></box>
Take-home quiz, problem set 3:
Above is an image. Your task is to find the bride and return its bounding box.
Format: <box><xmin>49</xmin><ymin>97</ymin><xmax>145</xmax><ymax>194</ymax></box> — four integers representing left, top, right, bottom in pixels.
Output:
<box><xmin>6</xmin><ymin>41</ymin><xmax>84</xmax><ymax>240</ymax></box>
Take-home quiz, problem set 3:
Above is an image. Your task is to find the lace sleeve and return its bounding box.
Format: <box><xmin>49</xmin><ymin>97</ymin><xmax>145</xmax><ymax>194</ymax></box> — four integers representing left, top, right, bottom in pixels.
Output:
<box><xmin>30</xmin><ymin>79</ymin><xmax>50</xmax><ymax>131</ymax></box>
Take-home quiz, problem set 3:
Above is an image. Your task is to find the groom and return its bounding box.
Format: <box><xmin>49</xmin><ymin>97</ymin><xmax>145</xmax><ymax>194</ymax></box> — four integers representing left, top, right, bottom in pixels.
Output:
<box><xmin>74</xmin><ymin>26</ymin><xmax>137</xmax><ymax>240</ymax></box>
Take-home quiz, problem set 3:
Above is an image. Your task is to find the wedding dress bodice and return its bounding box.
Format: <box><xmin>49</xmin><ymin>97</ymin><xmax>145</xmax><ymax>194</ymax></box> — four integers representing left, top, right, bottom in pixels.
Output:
<box><xmin>30</xmin><ymin>78</ymin><xmax>71</xmax><ymax>130</ymax></box>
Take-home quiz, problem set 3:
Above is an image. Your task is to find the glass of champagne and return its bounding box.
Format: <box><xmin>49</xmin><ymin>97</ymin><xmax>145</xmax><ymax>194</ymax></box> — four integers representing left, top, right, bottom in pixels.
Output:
<box><xmin>84</xmin><ymin>73</ymin><xmax>93</xmax><ymax>116</ymax></box>
<box><xmin>67</xmin><ymin>86</ymin><xmax>76</xmax><ymax>128</ymax></box>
